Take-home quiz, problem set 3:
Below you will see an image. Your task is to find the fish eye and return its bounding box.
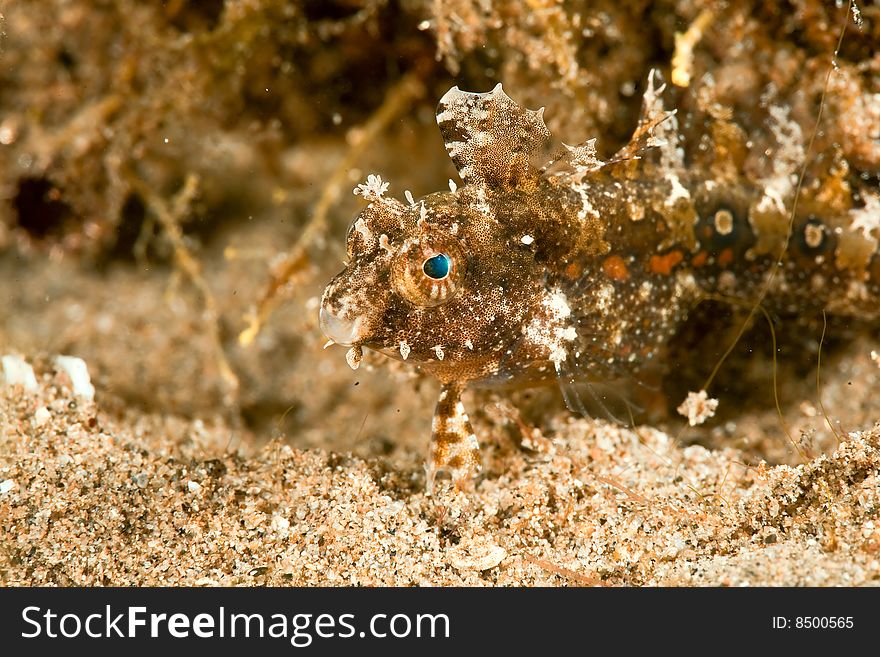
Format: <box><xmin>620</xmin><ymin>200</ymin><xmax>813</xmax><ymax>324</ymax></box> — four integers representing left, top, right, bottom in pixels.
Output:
<box><xmin>392</xmin><ymin>238</ymin><xmax>463</xmax><ymax>307</ymax></box>
<box><xmin>422</xmin><ymin>253</ymin><xmax>451</xmax><ymax>280</ymax></box>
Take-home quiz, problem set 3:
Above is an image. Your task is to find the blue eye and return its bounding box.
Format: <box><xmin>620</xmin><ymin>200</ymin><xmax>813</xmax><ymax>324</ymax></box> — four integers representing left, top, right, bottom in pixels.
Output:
<box><xmin>422</xmin><ymin>253</ymin><xmax>451</xmax><ymax>279</ymax></box>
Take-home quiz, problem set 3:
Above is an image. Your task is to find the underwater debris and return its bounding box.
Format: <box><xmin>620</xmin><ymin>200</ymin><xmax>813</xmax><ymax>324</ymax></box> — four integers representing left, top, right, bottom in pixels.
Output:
<box><xmin>1</xmin><ymin>355</ymin><xmax>38</xmax><ymax>392</ymax></box>
<box><xmin>677</xmin><ymin>390</ymin><xmax>719</xmax><ymax>427</ymax></box>
<box><xmin>53</xmin><ymin>355</ymin><xmax>96</xmax><ymax>400</ymax></box>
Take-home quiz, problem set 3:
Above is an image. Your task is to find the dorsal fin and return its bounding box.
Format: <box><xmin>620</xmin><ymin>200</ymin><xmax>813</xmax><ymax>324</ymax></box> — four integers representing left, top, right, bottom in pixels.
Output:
<box><xmin>541</xmin><ymin>137</ymin><xmax>606</xmax><ymax>183</ymax></box>
<box><xmin>611</xmin><ymin>69</ymin><xmax>679</xmax><ymax>164</ymax></box>
<box><xmin>541</xmin><ymin>70</ymin><xmax>678</xmax><ymax>184</ymax></box>
<box><xmin>436</xmin><ymin>84</ymin><xmax>551</xmax><ymax>191</ymax></box>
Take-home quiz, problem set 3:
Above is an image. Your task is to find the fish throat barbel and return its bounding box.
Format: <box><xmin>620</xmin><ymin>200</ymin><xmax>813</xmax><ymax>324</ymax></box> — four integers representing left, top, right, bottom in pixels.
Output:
<box><xmin>319</xmin><ymin>75</ymin><xmax>880</xmax><ymax>493</ymax></box>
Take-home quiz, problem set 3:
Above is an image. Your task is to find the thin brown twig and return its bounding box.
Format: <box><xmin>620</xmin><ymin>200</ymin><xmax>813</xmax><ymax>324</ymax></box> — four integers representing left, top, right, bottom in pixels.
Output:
<box><xmin>592</xmin><ymin>474</ymin><xmax>650</xmax><ymax>505</ymax></box>
<box><xmin>817</xmin><ymin>310</ymin><xmax>844</xmax><ymax>445</ymax></box>
<box><xmin>238</xmin><ymin>70</ymin><xmax>427</xmax><ymax>346</ymax></box>
<box><xmin>522</xmin><ymin>553</ymin><xmax>608</xmax><ymax>587</ymax></box>
<box><xmin>128</xmin><ymin>172</ymin><xmax>241</xmax><ymax>410</ymax></box>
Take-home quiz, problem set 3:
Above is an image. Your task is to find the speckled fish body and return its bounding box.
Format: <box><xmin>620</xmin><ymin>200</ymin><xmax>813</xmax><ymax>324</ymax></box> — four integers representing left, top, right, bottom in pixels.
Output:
<box><xmin>320</xmin><ymin>75</ymin><xmax>880</xmax><ymax>491</ymax></box>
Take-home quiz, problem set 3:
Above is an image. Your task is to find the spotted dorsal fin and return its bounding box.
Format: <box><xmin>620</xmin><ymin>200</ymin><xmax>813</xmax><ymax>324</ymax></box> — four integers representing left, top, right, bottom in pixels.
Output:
<box><xmin>436</xmin><ymin>84</ymin><xmax>551</xmax><ymax>191</ymax></box>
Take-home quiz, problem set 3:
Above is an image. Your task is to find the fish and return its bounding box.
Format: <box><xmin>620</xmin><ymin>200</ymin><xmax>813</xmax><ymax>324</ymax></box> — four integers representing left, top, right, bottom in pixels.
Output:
<box><xmin>319</xmin><ymin>72</ymin><xmax>880</xmax><ymax>492</ymax></box>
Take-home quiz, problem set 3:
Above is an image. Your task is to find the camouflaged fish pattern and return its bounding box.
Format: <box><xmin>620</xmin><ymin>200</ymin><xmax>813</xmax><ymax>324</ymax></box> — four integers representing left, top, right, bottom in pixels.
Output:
<box><xmin>320</xmin><ymin>72</ymin><xmax>880</xmax><ymax>492</ymax></box>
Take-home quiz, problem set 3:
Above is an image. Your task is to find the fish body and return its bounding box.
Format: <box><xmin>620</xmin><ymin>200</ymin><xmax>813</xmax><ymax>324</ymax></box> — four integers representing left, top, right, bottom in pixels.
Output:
<box><xmin>320</xmin><ymin>74</ymin><xmax>880</xmax><ymax>491</ymax></box>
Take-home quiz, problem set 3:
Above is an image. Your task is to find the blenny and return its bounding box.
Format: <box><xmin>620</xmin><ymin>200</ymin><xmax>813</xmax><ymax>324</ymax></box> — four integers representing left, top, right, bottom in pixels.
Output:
<box><xmin>319</xmin><ymin>73</ymin><xmax>880</xmax><ymax>491</ymax></box>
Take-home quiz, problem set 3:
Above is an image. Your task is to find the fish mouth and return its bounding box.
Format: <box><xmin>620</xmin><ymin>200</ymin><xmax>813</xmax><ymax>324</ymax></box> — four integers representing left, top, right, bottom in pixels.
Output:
<box><xmin>318</xmin><ymin>303</ymin><xmax>368</xmax><ymax>347</ymax></box>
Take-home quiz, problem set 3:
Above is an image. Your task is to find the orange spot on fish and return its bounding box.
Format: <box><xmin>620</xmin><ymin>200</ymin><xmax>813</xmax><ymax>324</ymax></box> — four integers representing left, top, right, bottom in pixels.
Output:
<box><xmin>691</xmin><ymin>251</ymin><xmax>708</xmax><ymax>268</ymax></box>
<box><xmin>649</xmin><ymin>250</ymin><xmax>684</xmax><ymax>276</ymax></box>
<box><xmin>602</xmin><ymin>255</ymin><xmax>630</xmax><ymax>281</ymax></box>
<box><xmin>717</xmin><ymin>248</ymin><xmax>734</xmax><ymax>267</ymax></box>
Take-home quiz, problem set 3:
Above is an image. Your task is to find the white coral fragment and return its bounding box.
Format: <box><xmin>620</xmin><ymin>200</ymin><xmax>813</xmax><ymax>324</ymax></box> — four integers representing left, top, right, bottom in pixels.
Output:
<box><xmin>54</xmin><ymin>355</ymin><xmax>96</xmax><ymax>400</ymax></box>
<box><xmin>1</xmin><ymin>354</ymin><xmax>38</xmax><ymax>391</ymax></box>
<box><xmin>671</xmin><ymin>8</ymin><xmax>714</xmax><ymax>88</ymax></box>
<box><xmin>33</xmin><ymin>406</ymin><xmax>51</xmax><ymax>427</ymax></box>
<box><xmin>755</xmin><ymin>104</ymin><xmax>804</xmax><ymax>215</ymax></box>
<box><xmin>665</xmin><ymin>172</ymin><xmax>691</xmax><ymax>208</ymax></box>
<box><xmin>353</xmin><ymin>173</ymin><xmax>389</xmax><ymax>200</ymax></box>
<box><xmin>677</xmin><ymin>390</ymin><xmax>719</xmax><ymax>426</ymax></box>
<box><xmin>849</xmin><ymin>192</ymin><xmax>880</xmax><ymax>240</ymax></box>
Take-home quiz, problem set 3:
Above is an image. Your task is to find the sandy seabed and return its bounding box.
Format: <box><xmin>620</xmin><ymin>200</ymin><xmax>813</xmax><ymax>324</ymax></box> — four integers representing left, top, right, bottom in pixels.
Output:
<box><xmin>2</xmin><ymin>339</ymin><xmax>879</xmax><ymax>586</ymax></box>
